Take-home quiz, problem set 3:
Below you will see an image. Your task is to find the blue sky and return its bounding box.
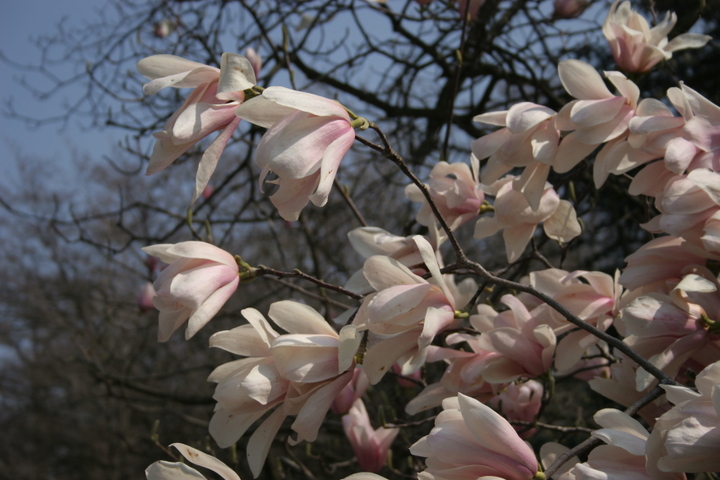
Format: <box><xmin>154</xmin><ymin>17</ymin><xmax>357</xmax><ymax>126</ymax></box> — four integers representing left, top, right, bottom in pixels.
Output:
<box><xmin>1</xmin><ymin>0</ymin><xmax>120</xmax><ymax>185</ymax></box>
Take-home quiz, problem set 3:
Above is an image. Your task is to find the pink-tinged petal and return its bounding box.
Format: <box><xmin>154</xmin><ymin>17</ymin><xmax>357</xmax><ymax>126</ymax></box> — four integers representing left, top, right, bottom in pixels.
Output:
<box><xmin>591</xmin><ymin>411</ymin><xmax>648</xmax><ymax>455</ymax></box>
<box><xmin>480</xmin><ymin>155</ymin><xmax>514</xmax><ymax>185</ymax></box>
<box><xmin>242</xmin><ymin>308</ymin><xmax>280</xmax><ymax>348</ymax></box>
<box><xmin>628</xmin><ymin>162</ymin><xmax>675</xmax><ymax>197</ymax></box>
<box><xmin>362</xmin><ymin>329</ymin><xmax>422</xmax><ymax>384</ymax></box>
<box><xmin>165</xmin><ymin>241</ymin><xmax>237</xmax><ymax>266</ymax></box>
<box><xmin>474</xmin><ymin>216</ymin><xmax>504</xmax><ymax>239</ymax></box>
<box><xmin>290</xmin><ymin>371</ymin><xmax>354</xmax><ymax>443</ymax></box>
<box><xmin>665</xmin><ymin>33</ymin><xmax>711</xmax><ymax>53</ymax></box>
<box><xmin>570</xmin><ymin>97</ymin><xmax>625</xmax><ymax>127</ymax></box>
<box><xmin>235</xmin><ymin>95</ymin><xmax>299</xmax><ymax>128</ymax></box>
<box><xmin>171</xmin><ymin>443</ymin><xmax>241</xmax><ymax>480</ymax></box>
<box><xmin>413</xmin><ymin>235</ymin><xmax>453</xmax><ymax>301</ymax></box>
<box><xmin>257</xmin><ymin>113</ymin><xmax>344</xmax><ymax>179</ymax></box>
<box><xmin>209</xmin><ymin>407</ymin><xmax>271</xmax><ymax>448</ymax></box>
<box><xmin>168</xmin><ymin>262</ymin><xmax>237</xmax><ymax>305</ymax></box>
<box><xmin>685</xmin><ymin>116</ymin><xmax>720</xmax><ymax>153</ymax></box>
<box><xmin>530</xmin><ymin>125</ymin><xmax>559</xmax><ymax>164</ymax></box>
<box><xmin>607</xmin><ymin>140</ymin><xmax>659</xmax><ymax>175</ymax></box>
<box><xmin>514</xmin><ymin>162</ymin><xmax>551</xmax><ymax>211</ymax></box>
<box><xmin>665</xmin><ymin>137</ymin><xmax>698</xmax><ymax>174</ymax></box>
<box><xmin>606</xmin><ymin>71</ymin><xmax>639</xmax><ymax>104</ymax></box>
<box><xmin>544</xmin><ymin>200</ymin><xmax>581</xmax><ymax>243</ymax></box>
<box><xmin>216</xmin><ymin>52</ymin><xmax>256</xmax><ymax>100</ymax></box>
<box><xmin>686</xmin><ymin>168</ymin><xmax>720</xmax><ymax>204</ymax></box>
<box><xmin>210</xmin><ymin>325</ymin><xmax>272</xmax><ymax>357</ymax></box>
<box><xmin>367</xmin><ymin>284</ymin><xmax>434</xmax><ymax>327</ymax></box>
<box><xmin>269</xmin><ymin>173</ymin><xmax>320</xmax><ymax>221</ymax></box>
<box><xmin>363</xmin><ymin>255</ymin><xmax>425</xmax><ymax>291</ymax></box>
<box><xmin>269</xmin><ymin>300</ymin><xmax>337</xmax><ymax>336</ymax></box>
<box><xmin>138</xmin><ymin>55</ymin><xmax>220</xmax><ymax>95</ymax></box>
<box><xmin>156</xmin><ymin>308</ymin><xmax>191</xmax><ymax>342</ymax></box>
<box><xmin>347</xmin><ymin>227</ymin><xmax>411</xmax><ymax>258</ymax></box>
<box><xmin>660</xmin><ymin>384</ymin><xmax>702</xmax><ymax>406</ymax></box>
<box><xmin>555</xmin><ymin>330</ymin><xmax>596</xmax><ymax>371</ymax></box>
<box><xmin>681</xmin><ymin>84</ymin><xmax>720</xmax><ymax>120</ymax></box>
<box><xmin>341</xmin><ymin>475</ymin><xmax>390</xmax><ymax>480</ymax></box>
<box><xmin>338</xmin><ymin>326</ymin><xmax>362</xmax><ymax>374</ymax></box>
<box><xmin>186</xmin><ymin>279</ymin><xmax>239</xmax><ymax>338</ymax></box>
<box><xmin>138</xmin><ymin>55</ymin><xmax>214</xmax><ymax>80</ymax></box>
<box><xmin>473</xmin><ymin>110</ymin><xmax>508</xmax><ymax>126</ymax></box>
<box><xmin>142</xmin><ymin>244</ymin><xmax>179</xmax><ymax>264</ymax></box>
<box><xmin>503</xmin><ymin>223</ymin><xmax>535</xmax><ymax>263</ymax></box>
<box><xmin>574</xmin><ymin>105</ymin><xmax>634</xmax><ymax>144</ymax></box>
<box><xmin>506</xmin><ymin>103</ymin><xmax>555</xmax><ymax>133</ymax></box>
<box><xmin>558</xmin><ymin>60</ymin><xmax>613</xmax><ymax>100</ymax></box>
<box><xmin>262</xmin><ymin>86</ymin><xmax>350</xmax><ymax>120</ymax></box>
<box><xmin>247</xmin><ymin>407</ymin><xmax>287</xmax><ymax>478</ymax></box>
<box><xmin>553</xmin><ymin>132</ymin><xmax>598</xmax><ymax>173</ymax></box>
<box><xmin>272</xmin><ymin>335</ymin><xmax>339</xmax><ymax>383</ymax></box>
<box><xmin>310</xmin><ymin>129</ymin><xmax>355</xmax><ymax>207</ymax></box>
<box><xmin>193</xmin><ymin>117</ymin><xmax>242</xmax><ymax>203</ymax></box>
<box><xmin>146</xmin><ymin>461</ymin><xmax>205</xmax><ymax>480</ymax></box>
<box><xmin>457</xmin><ymin>394</ymin><xmax>538</xmax><ymax>476</ymax></box>
<box><xmin>471</xmin><ymin>128</ymin><xmax>512</xmax><ymax>160</ymax></box>
<box><xmin>629</xmin><ymin>114</ymin><xmax>682</xmax><ymax>134</ymax></box>
<box><xmin>419</xmin><ymin>306</ymin><xmax>456</xmax><ymax>349</ymax></box>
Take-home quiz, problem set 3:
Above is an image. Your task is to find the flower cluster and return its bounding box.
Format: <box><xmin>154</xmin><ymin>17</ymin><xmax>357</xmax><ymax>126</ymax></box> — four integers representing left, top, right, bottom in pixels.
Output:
<box><xmin>134</xmin><ymin>2</ymin><xmax>720</xmax><ymax>480</ymax></box>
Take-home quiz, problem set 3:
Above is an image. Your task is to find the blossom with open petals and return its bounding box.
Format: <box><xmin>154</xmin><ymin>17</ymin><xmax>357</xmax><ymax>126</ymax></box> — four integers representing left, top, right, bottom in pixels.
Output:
<box><xmin>474</xmin><ymin>177</ymin><xmax>581</xmax><ymax>263</ymax></box>
<box><xmin>647</xmin><ymin>360</ymin><xmax>720</xmax><ymax>474</ymax></box>
<box><xmin>137</xmin><ymin>53</ymin><xmax>256</xmax><ymax>201</ymax></box>
<box><xmin>405</xmin><ymin>161</ymin><xmax>484</xmax><ymax>230</ymax></box>
<box><xmin>209</xmin><ymin>303</ymin><xmax>360</xmax><ymax>478</ymax></box>
<box><xmin>554</xmin><ymin>60</ymin><xmax>639</xmax><ymax>176</ymax></box>
<box><xmin>142</xmin><ymin>241</ymin><xmax>239</xmax><ymax>341</ymax></box>
<box><xmin>146</xmin><ymin>443</ymin><xmax>241</xmax><ymax>480</ymax></box>
<box><xmin>602</xmin><ymin>0</ymin><xmax>710</xmax><ymax>73</ymax></box>
<box><xmin>410</xmin><ymin>394</ymin><xmax>539</xmax><ymax>480</ymax></box>
<box><xmin>472</xmin><ymin>102</ymin><xmax>560</xmax><ymax>210</ymax></box>
<box><xmin>235</xmin><ymin>87</ymin><xmax>356</xmax><ymax>220</ymax></box>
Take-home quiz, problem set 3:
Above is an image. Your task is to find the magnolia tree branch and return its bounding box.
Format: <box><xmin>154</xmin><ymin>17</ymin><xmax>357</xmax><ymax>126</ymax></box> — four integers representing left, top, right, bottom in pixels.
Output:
<box><xmin>543</xmin><ymin>385</ymin><xmax>668</xmax><ymax>478</ymax></box>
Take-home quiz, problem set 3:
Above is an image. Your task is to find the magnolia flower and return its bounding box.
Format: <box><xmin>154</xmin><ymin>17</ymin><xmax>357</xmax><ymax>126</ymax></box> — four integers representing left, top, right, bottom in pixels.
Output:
<box><xmin>469</xmin><ymin>294</ymin><xmax>556</xmax><ymax>383</ymax></box>
<box><xmin>602</xmin><ymin>0</ymin><xmax>711</xmax><ymax>73</ymax></box>
<box><xmin>137</xmin><ymin>53</ymin><xmax>256</xmax><ymax>202</ymax></box>
<box><xmin>554</xmin><ymin>60</ymin><xmax>640</xmax><ymax>176</ymax></box>
<box><xmin>357</xmin><ymin>235</ymin><xmax>457</xmax><ymax>350</ymax></box>
<box><xmin>489</xmin><ymin>380</ymin><xmax>543</xmax><ymax>439</ymax></box>
<box><xmin>235</xmin><ymin>87</ymin><xmax>356</xmax><ymax>221</ymax></box>
<box><xmin>620</xmin><ymin>273</ymin><xmax>720</xmax><ymax>389</ymax></box>
<box><xmin>474</xmin><ymin>176</ymin><xmax>581</xmax><ymax>263</ymax></box>
<box><xmin>342</xmin><ymin>399</ymin><xmax>399</xmax><ymax>472</ymax></box>
<box><xmin>529</xmin><ymin>269</ymin><xmax>619</xmax><ymax>372</ymax></box>
<box><xmin>410</xmin><ymin>394</ymin><xmax>540</xmax><ymax>480</ymax></box>
<box><xmin>209</xmin><ymin>304</ymin><xmax>360</xmax><ymax>477</ymax></box>
<box><xmin>647</xmin><ymin>360</ymin><xmax>720</xmax><ymax>473</ymax></box>
<box><xmin>146</xmin><ymin>443</ymin><xmax>240</xmax><ymax>480</ymax></box>
<box><xmin>566</xmin><ymin>408</ymin><xmax>686</xmax><ymax>480</ymax></box>
<box><xmin>472</xmin><ymin>102</ymin><xmax>560</xmax><ymax>210</ymax></box>
<box><xmin>618</xmin><ymin>235</ymin><xmax>710</xmax><ymax>291</ymax></box>
<box><xmin>142</xmin><ymin>241</ymin><xmax>239</xmax><ymax>341</ymax></box>
<box><xmin>405</xmin><ymin>161</ymin><xmax>484</xmax><ymax>230</ymax></box>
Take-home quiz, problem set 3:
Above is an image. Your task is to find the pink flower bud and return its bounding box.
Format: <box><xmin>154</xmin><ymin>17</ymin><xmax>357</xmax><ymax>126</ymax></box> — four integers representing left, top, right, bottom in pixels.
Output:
<box><xmin>552</xmin><ymin>0</ymin><xmax>588</xmax><ymax>19</ymax></box>
<box><xmin>342</xmin><ymin>399</ymin><xmax>399</xmax><ymax>472</ymax></box>
<box><xmin>137</xmin><ymin>282</ymin><xmax>156</xmax><ymax>313</ymax></box>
